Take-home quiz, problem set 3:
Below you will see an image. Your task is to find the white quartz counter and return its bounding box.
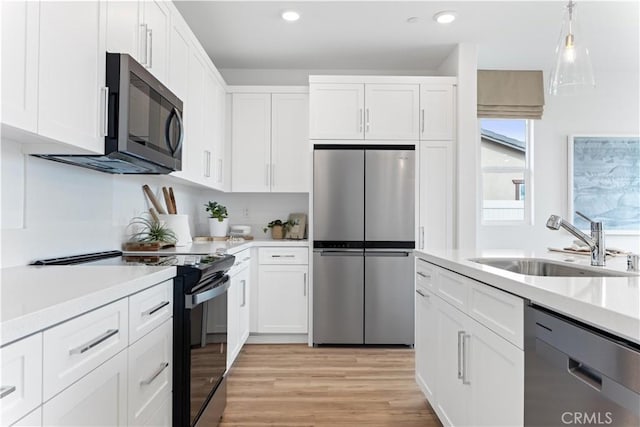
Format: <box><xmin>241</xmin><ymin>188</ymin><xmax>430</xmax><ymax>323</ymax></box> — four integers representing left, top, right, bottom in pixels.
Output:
<box><xmin>1</xmin><ymin>265</ymin><xmax>176</xmax><ymax>346</ymax></box>
<box><xmin>415</xmin><ymin>249</ymin><xmax>640</xmax><ymax>344</ymax></box>
<box><xmin>124</xmin><ymin>239</ymin><xmax>309</xmax><ymax>256</ymax></box>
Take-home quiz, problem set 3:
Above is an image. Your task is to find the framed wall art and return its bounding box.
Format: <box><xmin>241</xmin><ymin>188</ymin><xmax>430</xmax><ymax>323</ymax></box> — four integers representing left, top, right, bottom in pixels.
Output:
<box><xmin>568</xmin><ymin>135</ymin><xmax>640</xmax><ymax>235</ymax></box>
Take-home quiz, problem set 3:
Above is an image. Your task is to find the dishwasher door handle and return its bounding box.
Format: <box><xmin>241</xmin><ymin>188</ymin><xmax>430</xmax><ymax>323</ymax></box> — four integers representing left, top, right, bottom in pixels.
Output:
<box><xmin>568</xmin><ymin>358</ymin><xmax>603</xmax><ymax>391</ymax></box>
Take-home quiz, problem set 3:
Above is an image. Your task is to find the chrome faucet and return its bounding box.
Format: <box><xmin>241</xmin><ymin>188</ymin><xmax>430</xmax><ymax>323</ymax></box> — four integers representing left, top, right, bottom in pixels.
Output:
<box><xmin>546</xmin><ymin>211</ymin><xmax>606</xmax><ymax>266</ymax></box>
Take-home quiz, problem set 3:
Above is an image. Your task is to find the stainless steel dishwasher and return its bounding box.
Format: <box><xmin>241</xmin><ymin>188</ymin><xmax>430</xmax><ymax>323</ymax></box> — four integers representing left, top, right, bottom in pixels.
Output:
<box><xmin>524</xmin><ymin>304</ymin><xmax>640</xmax><ymax>426</ymax></box>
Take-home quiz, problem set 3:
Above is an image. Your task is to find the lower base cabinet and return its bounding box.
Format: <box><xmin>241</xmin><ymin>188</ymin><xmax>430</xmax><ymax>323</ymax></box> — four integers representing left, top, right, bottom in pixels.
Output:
<box><xmin>257</xmin><ymin>265</ymin><xmax>308</xmax><ymax>333</ymax></box>
<box><xmin>42</xmin><ymin>350</ymin><xmax>128</xmax><ymax>426</ymax></box>
<box><xmin>415</xmin><ymin>260</ymin><xmax>524</xmax><ymax>427</ymax></box>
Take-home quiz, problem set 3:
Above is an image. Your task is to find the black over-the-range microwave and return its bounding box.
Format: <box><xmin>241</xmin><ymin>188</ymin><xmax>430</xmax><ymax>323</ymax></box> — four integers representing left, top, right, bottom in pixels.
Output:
<box><xmin>35</xmin><ymin>53</ymin><xmax>184</xmax><ymax>174</ymax></box>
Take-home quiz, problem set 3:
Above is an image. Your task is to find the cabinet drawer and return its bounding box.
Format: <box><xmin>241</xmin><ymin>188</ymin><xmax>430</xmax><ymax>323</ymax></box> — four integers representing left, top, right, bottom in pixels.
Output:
<box><xmin>129</xmin><ymin>280</ymin><xmax>173</xmax><ymax>344</ymax></box>
<box><xmin>1</xmin><ymin>333</ymin><xmax>42</xmax><ymax>426</ymax></box>
<box><xmin>436</xmin><ymin>267</ymin><xmax>469</xmax><ymax>312</ymax></box>
<box><xmin>43</xmin><ymin>299</ymin><xmax>128</xmax><ymax>401</ymax></box>
<box><xmin>469</xmin><ymin>281</ymin><xmax>524</xmax><ymax>349</ymax></box>
<box><xmin>416</xmin><ymin>258</ymin><xmax>436</xmax><ymax>291</ymax></box>
<box><xmin>230</xmin><ymin>249</ymin><xmax>251</xmax><ymax>276</ymax></box>
<box><xmin>259</xmin><ymin>247</ymin><xmax>308</xmax><ymax>265</ymax></box>
<box><xmin>128</xmin><ymin>318</ymin><xmax>172</xmax><ymax>426</ymax></box>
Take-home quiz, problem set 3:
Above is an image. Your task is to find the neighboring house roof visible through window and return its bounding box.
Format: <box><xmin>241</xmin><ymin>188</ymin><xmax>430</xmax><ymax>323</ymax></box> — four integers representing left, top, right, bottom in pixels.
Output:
<box><xmin>480</xmin><ymin>129</ymin><xmax>525</xmax><ymax>153</ymax></box>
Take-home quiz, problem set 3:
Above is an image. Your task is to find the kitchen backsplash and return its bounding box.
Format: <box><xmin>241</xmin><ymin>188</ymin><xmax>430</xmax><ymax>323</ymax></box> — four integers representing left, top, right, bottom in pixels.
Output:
<box><xmin>1</xmin><ymin>139</ymin><xmax>308</xmax><ymax>267</ymax></box>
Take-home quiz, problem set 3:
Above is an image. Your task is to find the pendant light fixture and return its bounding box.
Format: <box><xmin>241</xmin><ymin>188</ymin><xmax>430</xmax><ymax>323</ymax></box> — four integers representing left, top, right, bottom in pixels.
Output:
<box><xmin>549</xmin><ymin>1</ymin><xmax>595</xmax><ymax>96</ymax></box>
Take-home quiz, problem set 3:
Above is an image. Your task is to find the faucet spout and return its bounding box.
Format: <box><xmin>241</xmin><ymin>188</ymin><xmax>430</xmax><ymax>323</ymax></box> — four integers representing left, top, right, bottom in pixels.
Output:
<box><xmin>546</xmin><ymin>213</ymin><xmax>605</xmax><ymax>266</ymax></box>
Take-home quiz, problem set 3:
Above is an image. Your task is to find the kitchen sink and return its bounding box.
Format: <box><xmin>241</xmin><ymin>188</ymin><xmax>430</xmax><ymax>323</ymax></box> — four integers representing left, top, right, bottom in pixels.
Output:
<box><xmin>468</xmin><ymin>257</ymin><xmax>637</xmax><ymax>277</ymax></box>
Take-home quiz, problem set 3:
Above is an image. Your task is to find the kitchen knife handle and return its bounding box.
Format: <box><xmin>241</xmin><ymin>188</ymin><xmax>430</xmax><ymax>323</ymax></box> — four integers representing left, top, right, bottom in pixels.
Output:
<box><xmin>162</xmin><ymin>187</ymin><xmax>174</xmax><ymax>214</ymax></box>
<box><xmin>149</xmin><ymin>208</ymin><xmax>160</xmax><ymax>223</ymax></box>
<box><xmin>169</xmin><ymin>188</ymin><xmax>177</xmax><ymax>214</ymax></box>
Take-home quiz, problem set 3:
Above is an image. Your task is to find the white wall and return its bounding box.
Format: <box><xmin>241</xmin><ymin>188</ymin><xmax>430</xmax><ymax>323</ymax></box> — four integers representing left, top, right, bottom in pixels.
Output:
<box><xmin>220</xmin><ymin>68</ymin><xmax>437</xmax><ymax>85</ymax></box>
<box><xmin>477</xmin><ymin>70</ymin><xmax>640</xmax><ymax>252</ymax></box>
<box><xmin>1</xmin><ymin>139</ymin><xmax>308</xmax><ymax>267</ymax></box>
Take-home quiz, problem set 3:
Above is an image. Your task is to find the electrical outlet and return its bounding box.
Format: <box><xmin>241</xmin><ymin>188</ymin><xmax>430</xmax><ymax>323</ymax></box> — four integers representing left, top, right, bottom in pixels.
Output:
<box><xmin>242</xmin><ymin>208</ymin><xmax>249</xmax><ymax>217</ymax></box>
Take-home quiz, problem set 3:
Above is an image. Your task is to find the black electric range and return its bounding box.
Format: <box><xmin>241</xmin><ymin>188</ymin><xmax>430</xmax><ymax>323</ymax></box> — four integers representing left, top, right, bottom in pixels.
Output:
<box><xmin>32</xmin><ymin>250</ymin><xmax>236</xmax><ymax>427</ymax></box>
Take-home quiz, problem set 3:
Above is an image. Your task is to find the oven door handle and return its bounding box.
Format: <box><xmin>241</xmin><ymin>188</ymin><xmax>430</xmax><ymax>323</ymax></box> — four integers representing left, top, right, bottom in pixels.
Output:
<box><xmin>186</xmin><ymin>275</ymin><xmax>230</xmax><ymax>309</ymax></box>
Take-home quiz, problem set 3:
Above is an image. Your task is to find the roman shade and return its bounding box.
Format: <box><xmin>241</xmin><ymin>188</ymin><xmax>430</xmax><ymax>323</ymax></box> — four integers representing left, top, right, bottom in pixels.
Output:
<box><xmin>477</xmin><ymin>70</ymin><xmax>545</xmax><ymax>119</ymax></box>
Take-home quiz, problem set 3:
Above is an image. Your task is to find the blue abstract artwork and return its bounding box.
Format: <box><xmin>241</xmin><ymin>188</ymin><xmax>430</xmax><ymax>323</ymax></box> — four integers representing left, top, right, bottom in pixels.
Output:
<box><xmin>570</xmin><ymin>136</ymin><xmax>640</xmax><ymax>233</ymax></box>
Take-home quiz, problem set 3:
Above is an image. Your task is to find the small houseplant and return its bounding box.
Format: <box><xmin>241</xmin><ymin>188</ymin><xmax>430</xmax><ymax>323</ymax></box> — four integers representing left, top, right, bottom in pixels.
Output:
<box><xmin>263</xmin><ymin>219</ymin><xmax>296</xmax><ymax>240</ymax></box>
<box><xmin>205</xmin><ymin>201</ymin><xmax>229</xmax><ymax>237</ymax></box>
<box><xmin>128</xmin><ymin>215</ymin><xmax>177</xmax><ymax>245</ymax></box>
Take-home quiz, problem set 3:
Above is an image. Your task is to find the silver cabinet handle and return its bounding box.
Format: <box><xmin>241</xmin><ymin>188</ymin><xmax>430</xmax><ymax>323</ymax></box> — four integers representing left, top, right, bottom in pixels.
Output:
<box><xmin>240</xmin><ymin>279</ymin><xmax>246</xmax><ymax>307</ymax></box>
<box><xmin>303</xmin><ymin>273</ymin><xmax>307</xmax><ymax>296</ymax></box>
<box><xmin>415</xmin><ymin>289</ymin><xmax>429</xmax><ymax>298</ymax></box>
<box><xmin>217</xmin><ymin>159</ymin><xmax>223</xmax><ymax>183</ymax></box>
<box><xmin>416</xmin><ymin>272</ymin><xmax>430</xmax><ymax>279</ymax></box>
<box><xmin>358</xmin><ymin>108</ymin><xmax>363</xmax><ymax>133</ymax></box>
<box><xmin>457</xmin><ymin>330</ymin><xmax>464</xmax><ymax>379</ymax></box>
<box><xmin>462</xmin><ymin>333</ymin><xmax>471</xmax><ymax>385</ymax></box>
<box><xmin>0</xmin><ymin>386</ymin><xmax>16</xmax><ymax>400</ymax></box>
<box><xmin>147</xmin><ymin>28</ymin><xmax>153</xmax><ymax>69</ymax></box>
<box><xmin>142</xmin><ymin>301</ymin><xmax>169</xmax><ymax>317</ymax></box>
<box><xmin>265</xmin><ymin>164</ymin><xmax>269</xmax><ymax>187</ymax></box>
<box><xmin>420</xmin><ymin>226</ymin><xmax>425</xmax><ymax>249</ymax></box>
<box><xmin>140</xmin><ymin>362</ymin><xmax>169</xmax><ymax>386</ymax></box>
<box><xmin>272</xmin><ymin>254</ymin><xmax>295</xmax><ymax>258</ymax></box>
<box><xmin>102</xmin><ymin>87</ymin><xmax>109</xmax><ymax>136</ymax></box>
<box><xmin>421</xmin><ymin>109</ymin><xmax>425</xmax><ymax>134</ymax></box>
<box><xmin>70</xmin><ymin>329</ymin><xmax>118</xmax><ymax>355</ymax></box>
<box><xmin>271</xmin><ymin>163</ymin><xmax>276</xmax><ymax>187</ymax></box>
<box><xmin>365</xmin><ymin>108</ymin><xmax>370</xmax><ymax>133</ymax></box>
<box><xmin>139</xmin><ymin>24</ymin><xmax>148</xmax><ymax>66</ymax></box>
<box><xmin>242</xmin><ymin>257</ymin><xmax>251</xmax><ymax>262</ymax></box>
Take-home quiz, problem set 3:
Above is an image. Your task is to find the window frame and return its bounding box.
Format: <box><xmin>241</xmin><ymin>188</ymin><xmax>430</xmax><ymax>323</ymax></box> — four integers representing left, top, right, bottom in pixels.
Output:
<box><xmin>479</xmin><ymin>119</ymin><xmax>534</xmax><ymax>226</ymax></box>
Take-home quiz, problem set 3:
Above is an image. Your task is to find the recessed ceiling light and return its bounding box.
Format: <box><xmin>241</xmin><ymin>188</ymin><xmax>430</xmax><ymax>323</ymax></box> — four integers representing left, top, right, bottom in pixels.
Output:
<box><xmin>433</xmin><ymin>11</ymin><xmax>456</xmax><ymax>24</ymax></box>
<box><xmin>282</xmin><ymin>11</ymin><xmax>300</xmax><ymax>22</ymax></box>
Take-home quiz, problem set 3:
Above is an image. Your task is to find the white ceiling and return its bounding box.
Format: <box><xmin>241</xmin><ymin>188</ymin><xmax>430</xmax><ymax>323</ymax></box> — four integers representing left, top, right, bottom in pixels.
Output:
<box><xmin>175</xmin><ymin>1</ymin><xmax>640</xmax><ymax>73</ymax></box>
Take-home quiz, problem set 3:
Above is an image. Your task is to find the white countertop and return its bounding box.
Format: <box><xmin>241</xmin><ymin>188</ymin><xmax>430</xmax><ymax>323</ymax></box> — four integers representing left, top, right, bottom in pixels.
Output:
<box><xmin>415</xmin><ymin>249</ymin><xmax>640</xmax><ymax>344</ymax></box>
<box><xmin>1</xmin><ymin>265</ymin><xmax>176</xmax><ymax>347</ymax></box>
<box><xmin>124</xmin><ymin>239</ymin><xmax>309</xmax><ymax>256</ymax></box>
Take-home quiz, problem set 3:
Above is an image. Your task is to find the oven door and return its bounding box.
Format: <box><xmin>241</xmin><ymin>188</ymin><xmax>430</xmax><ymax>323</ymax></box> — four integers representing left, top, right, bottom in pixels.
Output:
<box><xmin>187</xmin><ymin>275</ymin><xmax>229</xmax><ymax>426</ymax></box>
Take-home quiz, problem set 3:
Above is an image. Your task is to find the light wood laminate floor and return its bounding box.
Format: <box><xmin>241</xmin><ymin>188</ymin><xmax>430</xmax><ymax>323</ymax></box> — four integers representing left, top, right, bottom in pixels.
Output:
<box><xmin>219</xmin><ymin>344</ymin><xmax>441</xmax><ymax>426</ymax></box>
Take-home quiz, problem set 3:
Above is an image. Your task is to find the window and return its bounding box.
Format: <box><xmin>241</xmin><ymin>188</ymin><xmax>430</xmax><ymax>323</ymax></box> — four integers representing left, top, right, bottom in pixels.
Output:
<box><xmin>480</xmin><ymin>119</ymin><xmax>533</xmax><ymax>223</ymax></box>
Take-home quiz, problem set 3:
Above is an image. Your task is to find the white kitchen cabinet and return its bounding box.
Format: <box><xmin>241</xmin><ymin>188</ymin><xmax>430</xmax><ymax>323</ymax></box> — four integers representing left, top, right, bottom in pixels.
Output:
<box><xmin>257</xmin><ymin>265</ymin><xmax>308</xmax><ymax>333</ymax></box>
<box><xmin>1</xmin><ymin>0</ymin><xmax>39</xmax><ymax>133</ymax></box>
<box><xmin>237</xmin><ymin>267</ymin><xmax>251</xmax><ymax>349</ymax></box>
<box><xmin>226</xmin><ymin>273</ymin><xmax>240</xmax><ymax>369</ymax></box>
<box><xmin>37</xmin><ymin>0</ymin><xmax>107</xmax><ymax>155</ymax></box>
<box><xmin>105</xmin><ymin>1</ymin><xmax>140</xmax><ymax>62</ymax></box>
<box><xmin>0</xmin><ymin>333</ymin><xmax>42</xmax><ymax>427</ymax></box>
<box><xmin>42</xmin><ymin>350</ymin><xmax>127</xmax><ymax>426</ymax></box>
<box><xmin>309</xmin><ymin>83</ymin><xmax>364</xmax><ymax>139</ymax></box>
<box><xmin>420</xmin><ymin>84</ymin><xmax>455</xmax><ymax>141</ymax></box>
<box><xmin>365</xmin><ymin>84</ymin><xmax>420</xmax><ymax>140</ymax></box>
<box><xmin>139</xmin><ymin>0</ymin><xmax>169</xmax><ymax>83</ymax></box>
<box><xmin>414</xmin><ymin>285</ymin><xmax>437</xmax><ymax>403</ymax></box>
<box><xmin>167</xmin><ymin>11</ymin><xmax>191</xmax><ymax>102</ymax></box>
<box><xmin>204</xmin><ymin>70</ymin><xmax>226</xmax><ymax>191</ymax></box>
<box><xmin>226</xmin><ymin>251</ymin><xmax>251</xmax><ymax>369</ymax></box>
<box><xmin>128</xmin><ymin>280</ymin><xmax>173</xmax><ymax>345</ymax></box>
<box><xmin>435</xmin><ymin>297</ymin><xmax>470</xmax><ymax>427</ymax></box>
<box><xmin>12</xmin><ymin>407</ymin><xmax>42</xmax><ymax>427</ymax></box>
<box><xmin>127</xmin><ymin>318</ymin><xmax>172</xmax><ymax>426</ymax></box>
<box><xmin>418</xmin><ymin>141</ymin><xmax>454</xmax><ymax>251</ymax></box>
<box><xmin>310</xmin><ymin>82</ymin><xmax>419</xmax><ymax>140</ymax></box>
<box><xmin>231</xmin><ymin>92</ymin><xmax>309</xmax><ymax>192</ymax></box>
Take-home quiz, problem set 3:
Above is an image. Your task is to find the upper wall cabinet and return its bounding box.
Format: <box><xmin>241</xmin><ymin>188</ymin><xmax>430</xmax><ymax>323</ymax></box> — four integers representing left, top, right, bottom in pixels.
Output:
<box><xmin>420</xmin><ymin>84</ymin><xmax>455</xmax><ymax>141</ymax></box>
<box><xmin>309</xmin><ymin>82</ymin><xmax>420</xmax><ymax>140</ymax></box>
<box><xmin>231</xmin><ymin>91</ymin><xmax>309</xmax><ymax>193</ymax></box>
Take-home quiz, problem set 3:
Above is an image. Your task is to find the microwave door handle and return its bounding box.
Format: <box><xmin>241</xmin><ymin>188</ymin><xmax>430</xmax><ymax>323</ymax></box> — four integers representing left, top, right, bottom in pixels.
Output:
<box><xmin>164</xmin><ymin>107</ymin><xmax>183</xmax><ymax>156</ymax></box>
<box><xmin>174</xmin><ymin>108</ymin><xmax>184</xmax><ymax>154</ymax></box>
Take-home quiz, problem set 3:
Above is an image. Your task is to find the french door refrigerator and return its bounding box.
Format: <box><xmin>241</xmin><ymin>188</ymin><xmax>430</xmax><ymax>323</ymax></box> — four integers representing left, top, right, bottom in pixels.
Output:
<box><xmin>313</xmin><ymin>145</ymin><xmax>415</xmax><ymax>345</ymax></box>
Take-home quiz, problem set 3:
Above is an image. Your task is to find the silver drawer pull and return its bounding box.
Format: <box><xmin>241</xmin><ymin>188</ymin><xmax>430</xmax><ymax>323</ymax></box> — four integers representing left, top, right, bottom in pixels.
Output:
<box><xmin>415</xmin><ymin>289</ymin><xmax>429</xmax><ymax>298</ymax></box>
<box><xmin>417</xmin><ymin>272</ymin><xmax>430</xmax><ymax>279</ymax></box>
<box><xmin>272</xmin><ymin>254</ymin><xmax>295</xmax><ymax>258</ymax></box>
<box><xmin>242</xmin><ymin>257</ymin><xmax>251</xmax><ymax>262</ymax></box>
<box><xmin>69</xmin><ymin>329</ymin><xmax>118</xmax><ymax>355</ymax></box>
<box><xmin>0</xmin><ymin>385</ymin><xmax>16</xmax><ymax>399</ymax></box>
<box><xmin>142</xmin><ymin>301</ymin><xmax>170</xmax><ymax>316</ymax></box>
<box><xmin>140</xmin><ymin>362</ymin><xmax>169</xmax><ymax>386</ymax></box>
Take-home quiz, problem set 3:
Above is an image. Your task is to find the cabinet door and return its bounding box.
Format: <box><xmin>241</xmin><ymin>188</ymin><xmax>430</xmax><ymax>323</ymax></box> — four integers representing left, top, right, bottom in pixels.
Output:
<box><xmin>38</xmin><ymin>0</ymin><xmax>106</xmax><ymax>154</ymax></box>
<box><xmin>435</xmin><ymin>299</ymin><xmax>470</xmax><ymax>427</ymax></box>
<box><xmin>365</xmin><ymin>84</ymin><xmax>420</xmax><ymax>140</ymax></box>
<box><xmin>208</xmin><ymin>74</ymin><xmax>226</xmax><ymax>190</ymax></box>
<box><xmin>1</xmin><ymin>0</ymin><xmax>38</xmax><ymax>132</ymax></box>
<box><xmin>420</xmin><ymin>84</ymin><xmax>454</xmax><ymax>140</ymax></box>
<box><xmin>140</xmin><ymin>0</ymin><xmax>169</xmax><ymax>83</ymax></box>
<box><xmin>203</xmin><ymin>70</ymin><xmax>221</xmax><ymax>188</ymax></box>
<box><xmin>42</xmin><ymin>350</ymin><xmax>127</xmax><ymax>426</ymax></box>
<box><xmin>12</xmin><ymin>407</ymin><xmax>42</xmax><ymax>427</ymax></box>
<box><xmin>415</xmin><ymin>286</ymin><xmax>437</xmax><ymax>403</ymax></box>
<box><xmin>226</xmin><ymin>276</ymin><xmax>240</xmax><ymax>369</ymax></box>
<box><xmin>309</xmin><ymin>84</ymin><xmax>364</xmax><ymax>139</ymax></box>
<box><xmin>128</xmin><ymin>319</ymin><xmax>172</xmax><ymax>426</ymax></box>
<box><xmin>271</xmin><ymin>93</ymin><xmax>310</xmax><ymax>192</ymax></box>
<box><xmin>467</xmin><ymin>319</ymin><xmax>524</xmax><ymax>427</ymax></box>
<box><xmin>105</xmin><ymin>1</ymin><xmax>140</xmax><ymax>62</ymax></box>
<box><xmin>231</xmin><ymin>93</ymin><xmax>271</xmax><ymax>192</ymax></box>
<box><xmin>418</xmin><ymin>141</ymin><xmax>454</xmax><ymax>250</ymax></box>
<box><xmin>257</xmin><ymin>265</ymin><xmax>308</xmax><ymax>333</ymax></box>
<box><xmin>167</xmin><ymin>14</ymin><xmax>190</xmax><ymax>102</ymax></box>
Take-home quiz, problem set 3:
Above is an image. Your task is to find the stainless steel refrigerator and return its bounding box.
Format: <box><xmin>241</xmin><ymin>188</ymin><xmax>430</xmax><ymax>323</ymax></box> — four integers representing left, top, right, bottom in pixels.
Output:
<box><xmin>313</xmin><ymin>145</ymin><xmax>415</xmax><ymax>345</ymax></box>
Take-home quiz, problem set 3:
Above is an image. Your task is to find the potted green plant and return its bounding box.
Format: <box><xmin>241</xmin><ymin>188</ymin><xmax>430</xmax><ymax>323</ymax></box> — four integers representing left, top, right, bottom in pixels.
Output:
<box><xmin>128</xmin><ymin>215</ymin><xmax>177</xmax><ymax>244</ymax></box>
<box><xmin>205</xmin><ymin>201</ymin><xmax>229</xmax><ymax>237</ymax></box>
<box><xmin>263</xmin><ymin>219</ymin><xmax>295</xmax><ymax>240</ymax></box>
